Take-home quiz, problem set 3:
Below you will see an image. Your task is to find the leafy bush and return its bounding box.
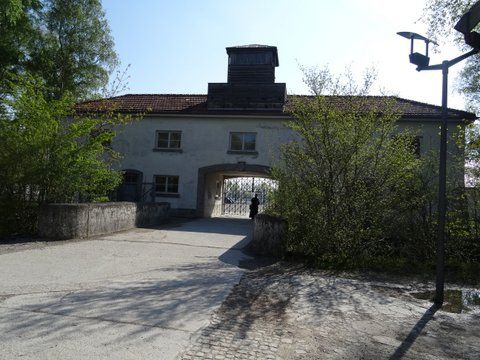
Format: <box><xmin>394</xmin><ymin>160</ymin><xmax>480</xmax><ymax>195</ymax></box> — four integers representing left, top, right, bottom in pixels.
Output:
<box><xmin>0</xmin><ymin>76</ymin><xmax>133</xmax><ymax>236</ymax></box>
<box><xmin>269</xmin><ymin>95</ymin><xmax>480</xmax><ymax>273</ymax></box>
<box><xmin>268</xmin><ymin>65</ymin><xmax>480</xmax><ymax>275</ymax></box>
<box><xmin>270</xmin><ymin>96</ymin><xmax>431</xmax><ymax>265</ymax></box>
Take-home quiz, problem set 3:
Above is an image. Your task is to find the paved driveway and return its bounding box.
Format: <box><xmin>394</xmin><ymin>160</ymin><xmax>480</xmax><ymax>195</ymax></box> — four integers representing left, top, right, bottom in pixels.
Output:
<box><xmin>0</xmin><ymin>218</ymin><xmax>253</xmax><ymax>360</ymax></box>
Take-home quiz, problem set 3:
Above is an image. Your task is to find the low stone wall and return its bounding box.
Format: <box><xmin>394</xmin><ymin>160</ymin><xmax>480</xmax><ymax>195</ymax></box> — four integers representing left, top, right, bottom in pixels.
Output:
<box><xmin>248</xmin><ymin>213</ymin><xmax>286</xmax><ymax>256</ymax></box>
<box><xmin>170</xmin><ymin>208</ymin><xmax>198</xmax><ymax>218</ymax></box>
<box><xmin>38</xmin><ymin>202</ymin><xmax>170</xmax><ymax>239</ymax></box>
<box><xmin>136</xmin><ymin>202</ymin><xmax>170</xmax><ymax>226</ymax></box>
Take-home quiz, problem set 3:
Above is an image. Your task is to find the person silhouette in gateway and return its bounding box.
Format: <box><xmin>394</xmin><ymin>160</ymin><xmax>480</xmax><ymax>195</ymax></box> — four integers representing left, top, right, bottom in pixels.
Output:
<box><xmin>249</xmin><ymin>194</ymin><xmax>260</xmax><ymax>219</ymax></box>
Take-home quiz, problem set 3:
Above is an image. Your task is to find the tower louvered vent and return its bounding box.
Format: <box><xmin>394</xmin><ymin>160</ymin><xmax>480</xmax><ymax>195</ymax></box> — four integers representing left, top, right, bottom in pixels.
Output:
<box><xmin>207</xmin><ymin>45</ymin><xmax>286</xmax><ymax>111</ymax></box>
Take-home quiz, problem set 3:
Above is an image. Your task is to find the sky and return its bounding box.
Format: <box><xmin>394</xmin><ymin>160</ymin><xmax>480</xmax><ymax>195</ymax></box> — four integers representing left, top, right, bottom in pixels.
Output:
<box><xmin>102</xmin><ymin>0</ymin><xmax>470</xmax><ymax>111</ymax></box>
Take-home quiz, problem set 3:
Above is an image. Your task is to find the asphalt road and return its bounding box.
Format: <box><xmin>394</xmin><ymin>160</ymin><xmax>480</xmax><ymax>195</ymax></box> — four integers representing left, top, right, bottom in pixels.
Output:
<box><xmin>0</xmin><ymin>217</ymin><xmax>253</xmax><ymax>359</ymax></box>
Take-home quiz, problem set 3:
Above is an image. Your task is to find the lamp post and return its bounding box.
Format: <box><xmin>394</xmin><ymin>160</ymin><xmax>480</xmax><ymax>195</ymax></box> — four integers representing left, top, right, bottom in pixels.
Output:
<box><xmin>397</xmin><ymin>1</ymin><xmax>480</xmax><ymax>307</ymax></box>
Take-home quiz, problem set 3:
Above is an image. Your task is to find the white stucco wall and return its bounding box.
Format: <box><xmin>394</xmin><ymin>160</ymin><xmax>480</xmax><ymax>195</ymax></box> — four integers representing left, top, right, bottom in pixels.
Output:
<box><xmin>112</xmin><ymin>114</ymin><xmax>468</xmax><ymax>212</ymax></box>
<box><xmin>112</xmin><ymin>114</ymin><xmax>294</xmax><ymax>211</ymax></box>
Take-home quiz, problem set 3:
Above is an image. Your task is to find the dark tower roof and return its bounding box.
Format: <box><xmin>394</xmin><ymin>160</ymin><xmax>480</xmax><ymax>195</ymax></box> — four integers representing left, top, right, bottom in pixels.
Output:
<box><xmin>226</xmin><ymin>45</ymin><xmax>279</xmax><ymax>67</ymax></box>
<box><xmin>207</xmin><ymin>45</ymin><xmax>286</xmax><ymax>111</ymax></box>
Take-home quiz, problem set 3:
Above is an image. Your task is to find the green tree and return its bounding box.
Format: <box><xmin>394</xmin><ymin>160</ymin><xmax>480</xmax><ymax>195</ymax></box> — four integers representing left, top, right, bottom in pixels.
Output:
<box><xmin>269</xmin><ymin>66</ymin><xmax>437</xmax><ymax>267</ymax></box>
<box><xmin>270</xmin><ymin>95</ymin><xmax>427</xmax><ymax>265</ymax></box>
<box><xmin>300</xmin><ymin>64</ymin><xmax>378</xmax><ymax>96</ymax></box>
<box><xmin>0</xmin><ymin>1</ymin><xmax>129</xmax><ymax>237</ymax></box>
<box><xmin>0</xmin><ymin>0</ymin><xmax>39</xmax><ymax>94</ymax></box>
<box><xmin>26</xmin><ymin>0</ymin><xmax>118</xmax><ymax>100</ymax></box>
<box><xmin>269</xmin><ymin>65</ymin><xmax>480</xmax><ymax>273</ymax></box>
<box><xmin>0</xmin><ymin>76</ymin><xmax>132</xmax><ymax>236</ymax></box>
<box><xmin>0</xmin><ymin>0</ymin><xmax>118</xmax><ymax>100</ymax></box>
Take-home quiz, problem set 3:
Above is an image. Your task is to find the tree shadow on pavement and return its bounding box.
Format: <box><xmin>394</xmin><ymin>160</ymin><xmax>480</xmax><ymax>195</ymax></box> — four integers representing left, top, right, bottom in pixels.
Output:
<box><xmin>195</xmin><ymin>264</ymin><xmax>305</xmax><ymax>342</ymax></box>
<box><xmin>0</xmin><ymin>261</ymin><xmax>245</xmax><ymax>345</ymax></box>
<box><xmin>296</xmin><ymin>272</ymin><xmax>480</xmax><ymax>358</ymax></box>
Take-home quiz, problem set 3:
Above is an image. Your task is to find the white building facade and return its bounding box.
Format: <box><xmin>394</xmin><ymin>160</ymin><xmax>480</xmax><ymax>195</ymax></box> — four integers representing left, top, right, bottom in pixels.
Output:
<box><xmin>78</xmin><ymin>45</ymin><xmax>476</xmax><ymax>217</ymax></box>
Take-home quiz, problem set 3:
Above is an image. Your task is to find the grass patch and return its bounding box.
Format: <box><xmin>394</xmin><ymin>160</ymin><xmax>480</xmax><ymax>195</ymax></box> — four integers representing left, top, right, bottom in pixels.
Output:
<box><xmin>412</xmin><ymin>289</ymin><xmax>464</xmax><ymax>313</ymax></box>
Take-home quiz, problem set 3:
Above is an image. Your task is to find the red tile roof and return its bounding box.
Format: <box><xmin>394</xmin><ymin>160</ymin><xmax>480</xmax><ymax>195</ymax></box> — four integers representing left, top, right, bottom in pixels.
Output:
<box><xmin>77</xmin><ymin>94</ymin><xmax>208</xmax><ymax>114</ymax></box>
<box><xmin>76</xmin><ymin>94</ymin><xmax>477</xmax><ymax>121</ymax></box>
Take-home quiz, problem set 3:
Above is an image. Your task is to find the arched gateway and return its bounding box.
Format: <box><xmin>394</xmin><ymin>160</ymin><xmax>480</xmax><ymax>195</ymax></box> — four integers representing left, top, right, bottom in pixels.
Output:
<box><xmin>196</xmin><ymin>163</ymin><xmax>274</xmax><ymax>217</ymax></box>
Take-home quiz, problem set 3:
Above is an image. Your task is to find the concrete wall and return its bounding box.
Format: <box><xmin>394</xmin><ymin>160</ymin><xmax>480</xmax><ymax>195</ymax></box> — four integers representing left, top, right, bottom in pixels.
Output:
<box><xmin>204</xmin><ymin>172</ymin><xmax>224</xmax><ymax>217</ymax></box>
<box><xmin>248</xmin><ymin>213</ymin><xmax>286</xmax><ymax>256</ymax></box>
<box><xmin>135</xmin><ymin>202</ymin><xmax>170</xmax><ymax>226</ymax></box>
<box><xmin>38</xmin><ymin>202</ymin><xmax>170</xmax><ymax>239</ymax></box>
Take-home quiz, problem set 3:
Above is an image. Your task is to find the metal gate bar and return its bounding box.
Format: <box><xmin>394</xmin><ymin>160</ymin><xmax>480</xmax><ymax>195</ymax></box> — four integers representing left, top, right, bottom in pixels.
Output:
<box><xmin>222</xmin><ymin>177</ymin><xmax>277</xmax><ymax>216</ymax></box>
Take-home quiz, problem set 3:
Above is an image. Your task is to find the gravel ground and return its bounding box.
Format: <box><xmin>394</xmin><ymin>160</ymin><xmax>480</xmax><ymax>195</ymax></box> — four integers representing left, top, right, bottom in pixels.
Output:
<box><xmin>180</xmin><ymin>263</ymin><xmax>480</xmax><ymax>360</ymax></box>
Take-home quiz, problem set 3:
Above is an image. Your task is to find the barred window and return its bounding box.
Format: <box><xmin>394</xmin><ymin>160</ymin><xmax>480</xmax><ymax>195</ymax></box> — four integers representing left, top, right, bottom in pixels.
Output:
<box><xmin>154</xmin><ymin>175</ymin><xmax>179</xmax><ymax>194</ymax></box>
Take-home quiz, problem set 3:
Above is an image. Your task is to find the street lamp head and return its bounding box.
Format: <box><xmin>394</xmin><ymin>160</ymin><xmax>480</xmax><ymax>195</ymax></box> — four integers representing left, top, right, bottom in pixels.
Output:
<box><xmin>397</xmin><ymin>31</ymin><xmax>438</xmax><ymax>68</ymax></box>
<box><xmin>397</xmin><ymin>31</ymin><xmax>436</xmax><ymax>43</ymax></box>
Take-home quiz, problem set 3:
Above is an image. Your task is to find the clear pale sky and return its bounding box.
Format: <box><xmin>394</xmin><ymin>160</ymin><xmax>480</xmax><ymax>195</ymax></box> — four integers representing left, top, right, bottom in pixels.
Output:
<box><xmin>102</xmin><ymin>0</ymin><xmax>469</xmax><ymax>111</ymax></box>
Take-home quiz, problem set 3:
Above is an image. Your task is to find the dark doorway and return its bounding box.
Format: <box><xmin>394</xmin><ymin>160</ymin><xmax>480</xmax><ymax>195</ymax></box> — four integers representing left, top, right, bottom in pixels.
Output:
<box><xmin>118</xmin><ymin>170</ymin><xmax>143</xmax><ymax>202</ymax></box>
<box><xmin>222</xmin><ymin>177</ymin><xmax>277</xmax><ymax>217</ymax></box>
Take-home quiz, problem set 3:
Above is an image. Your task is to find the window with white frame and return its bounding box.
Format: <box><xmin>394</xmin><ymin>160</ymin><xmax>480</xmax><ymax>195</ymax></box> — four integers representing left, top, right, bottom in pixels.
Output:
<box><xmin>155</xmin><ymin>130</ymin><xmax>182</xmax><ymax>149</ymax></box>
<box><xmin>154</xmin><ymin>175</ymin><xmax>179</xmax><ymax>194</ymax></box>
<box><xmin>229</xmin><ymin>132</ymin><xmax>256</xmax><ymax>152</ymax></box>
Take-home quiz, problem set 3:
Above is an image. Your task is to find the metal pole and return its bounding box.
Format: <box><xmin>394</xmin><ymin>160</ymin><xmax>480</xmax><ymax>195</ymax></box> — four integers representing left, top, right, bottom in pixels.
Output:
<box><xmin>415</xmin><ymin>50</ymin><xmax>479</xmax><ymax>308</ymax></box>
<box><xmin>435</xmin><ymin>61</ymin><xmax>449</xmax><ymax>307</ymax></box>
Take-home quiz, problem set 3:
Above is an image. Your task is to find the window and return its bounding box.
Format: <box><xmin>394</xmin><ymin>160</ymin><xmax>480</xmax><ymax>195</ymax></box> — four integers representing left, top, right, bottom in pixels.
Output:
<box><xmin>154</xmin><ymin>175</ymin><xmax>179</xmax><ymax>194</ymax></box>
<box><xmin>123</xmin><ymin>172</ymin><xmax>139</xmax><ymax>184</ymax></box>
<box><xmin>392</xmin><ymin>135</ymin><xmax>422</xmax><ymax>158</ymax></box>
<box><xmin>412</xmin><ymin>136</ymin><xmax>421</xmax><ymax>158</ymax></box>
<box><xmin>229</xmin><ymin>132</ymin><xmax>256</xmax><ymax>152</ymax></box>
<box><xmin>156</xmin><ymin>131</ymin><xmax>181</xmax><ymax>149</ymax></box>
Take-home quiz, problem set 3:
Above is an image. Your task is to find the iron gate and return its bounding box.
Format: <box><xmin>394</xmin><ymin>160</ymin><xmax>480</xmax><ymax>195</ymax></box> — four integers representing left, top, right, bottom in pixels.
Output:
<box><xmin>222</xmin><ymin>177</ymin><xmax>277</xmax><ymax>216</ymax></box>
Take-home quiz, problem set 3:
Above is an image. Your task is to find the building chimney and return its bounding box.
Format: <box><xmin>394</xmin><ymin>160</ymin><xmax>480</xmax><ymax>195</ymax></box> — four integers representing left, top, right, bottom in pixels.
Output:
<box><xmin>207</xmin><ymin>45</ymin><xmax>286</xmax><ymax>111</ymax></box>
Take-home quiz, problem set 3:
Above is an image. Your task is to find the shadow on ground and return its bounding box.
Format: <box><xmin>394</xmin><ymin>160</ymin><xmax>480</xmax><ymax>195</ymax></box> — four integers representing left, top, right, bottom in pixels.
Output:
<box><xmin>159</xmin><ymin>217</ymin><xmax>254</xmax><ymax>236</ymax></box>
<box><xmin>0</xmin><ymin>260</ymin><xmax>246</xmax><ymax>344</ymax></box>
<box><xmin>181</xmin><ymin>262</ymin><xmax>480</xmax><ymax>359</ymax></box>
<box><xmin>389</xmin><ymin>304</ymin><xmax>438</xmax><ymax>359</ymax></box>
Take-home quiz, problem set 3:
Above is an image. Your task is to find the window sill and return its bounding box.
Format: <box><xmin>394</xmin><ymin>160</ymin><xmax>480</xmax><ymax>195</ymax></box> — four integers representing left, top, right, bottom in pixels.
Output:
<box><xmin>153</xmin><ymin>148</ymin><xmax>183</xmax><ymax>153</ymax></box>
<box><xmin>155</xmin><ymin>193</ymin><xmax>180</xmax><ymax>198</ymax></box>
<box><xmin>227</xmin><ymin>150</ymin><xmax>258</xmax><ymax>155</ymax></box>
